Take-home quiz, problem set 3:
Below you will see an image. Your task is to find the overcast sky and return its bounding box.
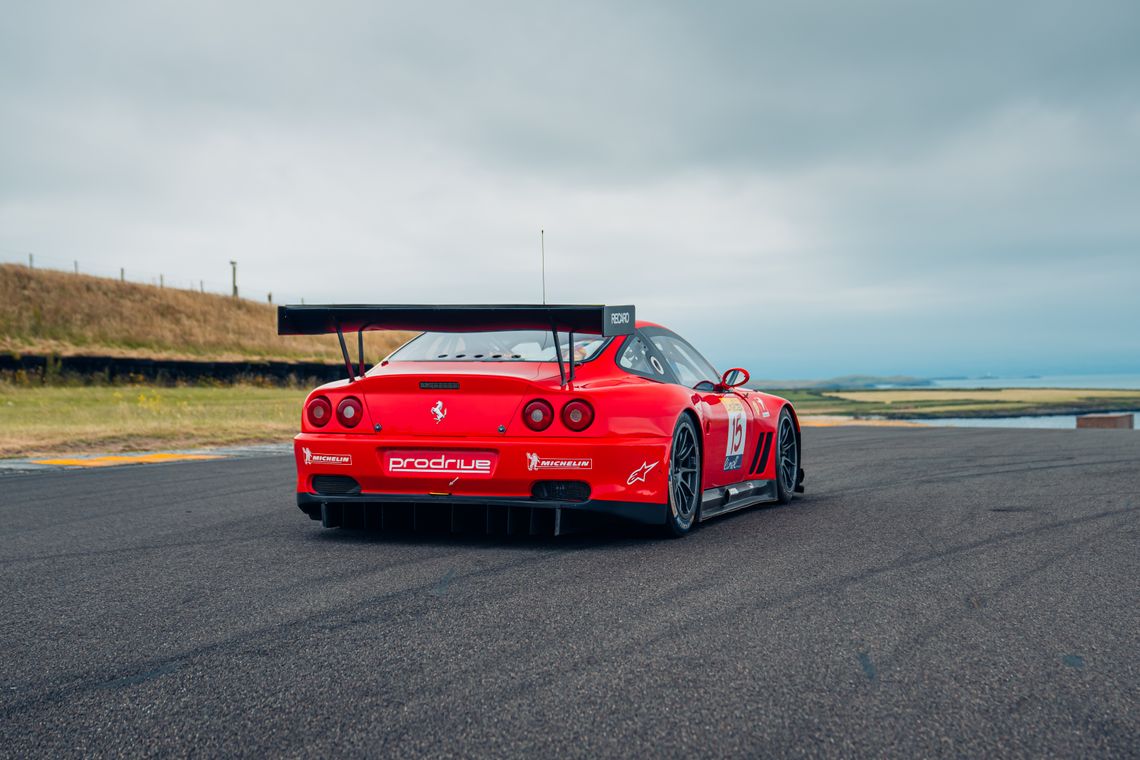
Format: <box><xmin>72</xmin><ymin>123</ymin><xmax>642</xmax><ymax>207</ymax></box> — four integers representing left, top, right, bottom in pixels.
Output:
<box><xmin>2</xmin><ymin>1</ymin><xmax>1138</xmax><ymax>378</ymax></box>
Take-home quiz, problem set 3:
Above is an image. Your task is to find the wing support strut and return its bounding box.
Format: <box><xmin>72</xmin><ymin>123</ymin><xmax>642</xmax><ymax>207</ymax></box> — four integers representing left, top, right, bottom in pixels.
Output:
<box><xmin>335</xmin><ymin>325</ymin><xmax>356</xmax><ymax>382</ymax></box>
<box><xmin>357</xmin><ymin>329</ymin><xmax>365</xmax><ymax>379</ymax></box>
<box><xmin>552</xmin><ymin>322</ymin><xmax>566</xmax><ymax>387</ymax></box>
<box><xmin>568</xmin><ymin>331</ymin><xmax>576</xmax><ymax>384</ymax></box>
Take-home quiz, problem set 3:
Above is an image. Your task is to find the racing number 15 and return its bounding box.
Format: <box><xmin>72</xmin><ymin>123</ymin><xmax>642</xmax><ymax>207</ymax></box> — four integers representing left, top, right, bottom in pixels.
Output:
<box><xmin>731</xmin><ymin>416</ymin><xmax>744</xmax><ymax>452</ymax></box>
<box><xmin>723</xmin><ymin>398</ymin><xmax>746</xmax><ymax>470</ymax></box>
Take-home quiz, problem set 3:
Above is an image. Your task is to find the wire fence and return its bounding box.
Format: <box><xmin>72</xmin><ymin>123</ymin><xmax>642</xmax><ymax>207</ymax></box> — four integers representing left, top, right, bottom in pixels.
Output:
<box><xmin>0</xmin><ymin>246</ymin><xmax>310</xmax><ymax>305</ymax></box>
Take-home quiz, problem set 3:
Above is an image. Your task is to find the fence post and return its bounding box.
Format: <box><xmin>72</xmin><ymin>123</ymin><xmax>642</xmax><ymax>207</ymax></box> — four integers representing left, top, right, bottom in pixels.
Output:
<box><xmin>28</xmin><ymin>253</ymin><xmax>34</xmax><ymax>269</ymax></box>
<box><xmin>267</xmin><ymin>292</ymin><xmax>273</xmax><ymax>304</ymax></box>
<box><xmin>74</xmin><ymin>261</ymin><xmax>79</xmax><ymax>274</ymax></box>
<box><xmin>120</xmin><ymin>268</ymin><xmax>125</xmax><ymax>282</ymax></box>
<box><xmin>160</xmin><ymin>274</ymin><xmax>164</xmax><ymax>288</ymax></box>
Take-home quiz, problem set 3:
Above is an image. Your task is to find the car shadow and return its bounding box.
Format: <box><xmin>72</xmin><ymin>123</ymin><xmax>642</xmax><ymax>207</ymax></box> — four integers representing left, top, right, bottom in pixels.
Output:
<box><xmin>307</xmin><ymin>518</ymin><xmax>662</xmax><ymax>550</ymax></box>
<box><xmin>305</xmin><ymin>496</ymin><xmax>808</xmax><ymax>549</ymax></box>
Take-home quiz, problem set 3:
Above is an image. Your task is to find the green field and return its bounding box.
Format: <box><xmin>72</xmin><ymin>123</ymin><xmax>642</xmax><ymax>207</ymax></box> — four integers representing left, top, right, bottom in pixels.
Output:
<box><xmin>3</xmin><ymin>384</ymin><xmax>1138</xmax><ymax>459</ymax></box>
<box><xmin>0</xmin><ymin>385</ymin><xmax>305</xmax><ymax>457</ymax></box>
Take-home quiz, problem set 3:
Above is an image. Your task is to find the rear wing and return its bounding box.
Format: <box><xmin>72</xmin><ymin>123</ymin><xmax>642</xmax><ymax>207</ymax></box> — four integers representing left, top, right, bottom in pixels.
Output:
<box><xmin>277</xmin><ymin>304</ymin><xmax>635</xmax><ymax>337</ymax></box>
<box><xmin>277</xmin><ymin>303</ymin><xmax>636</xmax><ymax>384</ymax></box>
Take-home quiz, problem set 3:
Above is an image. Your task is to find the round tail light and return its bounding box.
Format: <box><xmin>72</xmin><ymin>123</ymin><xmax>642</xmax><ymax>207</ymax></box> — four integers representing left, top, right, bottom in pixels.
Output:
<box><xmin>561</xmin><ymin>399</ymin><xmax>594</xmax><ymax>431</ymax></box>
<box><xmin>522</xmin><ymin>399</ymin><xmax>554</xmax><ymax>431</ymax></box>
<box><xmin>306</xmin><ymin>396</ymin><xmax>332</xmax><ymax>428</ymax></box>
<box><xmin>336</xmin><ymin>396</ymin><xmax>363</xmax><ymax>428</ymax></box>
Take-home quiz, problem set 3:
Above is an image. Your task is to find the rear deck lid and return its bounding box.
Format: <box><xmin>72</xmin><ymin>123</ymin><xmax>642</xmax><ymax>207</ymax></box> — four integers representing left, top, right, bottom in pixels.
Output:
<box><xmin>361</xmin><ymin>363</ymin><xmax>556</xmax><ymax>436</ymax></box>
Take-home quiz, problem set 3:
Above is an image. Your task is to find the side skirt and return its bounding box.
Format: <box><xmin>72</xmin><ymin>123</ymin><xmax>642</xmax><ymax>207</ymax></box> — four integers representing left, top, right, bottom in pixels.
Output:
<box><xmin>699</xmin><ymin>479</ymin><xmax>777</xmax><ymax>521</ymax></box>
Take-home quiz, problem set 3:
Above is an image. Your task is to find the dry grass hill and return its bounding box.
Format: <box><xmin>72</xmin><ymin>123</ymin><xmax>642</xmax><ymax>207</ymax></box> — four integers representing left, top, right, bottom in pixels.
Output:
<box><xmin>0</xmin><ymin>264</ymin><xmax>409</xmax><ymax>363</ymax></box>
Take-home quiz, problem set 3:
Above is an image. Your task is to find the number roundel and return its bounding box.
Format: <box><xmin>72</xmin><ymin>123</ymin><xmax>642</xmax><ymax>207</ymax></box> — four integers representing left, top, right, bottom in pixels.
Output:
<box><xmin>722</xmin><ymin>397</ymin><xmax>746</xmax><ymax>471</ymax></box>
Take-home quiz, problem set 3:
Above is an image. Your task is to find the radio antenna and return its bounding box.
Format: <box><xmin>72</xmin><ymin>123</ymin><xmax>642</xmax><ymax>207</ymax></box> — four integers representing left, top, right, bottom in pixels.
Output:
<box><xmin>541</xmin><ymin>228</ymin><xmax>546</xmax><ymax>304</ymax></box>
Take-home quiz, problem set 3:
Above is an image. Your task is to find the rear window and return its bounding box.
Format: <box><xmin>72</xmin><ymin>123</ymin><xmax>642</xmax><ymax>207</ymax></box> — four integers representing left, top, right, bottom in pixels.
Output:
<box><xmin>388</xmin><ymin>331</ymin><xmax>609</xmax><ymax>362</ymax></box>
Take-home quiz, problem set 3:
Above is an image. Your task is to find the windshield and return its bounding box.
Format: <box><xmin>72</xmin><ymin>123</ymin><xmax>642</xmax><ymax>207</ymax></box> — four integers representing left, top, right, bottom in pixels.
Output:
<box><xmin>387</xmin><ymin>330</ymin><xmax>609</xmax><ymax>363</ymax></box>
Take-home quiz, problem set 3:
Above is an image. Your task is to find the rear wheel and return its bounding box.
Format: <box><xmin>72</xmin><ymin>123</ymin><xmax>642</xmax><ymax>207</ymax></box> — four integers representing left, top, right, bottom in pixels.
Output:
<box><xmin>665</xmin><ymin>415</ymin><xmax>701</xmax><ymax>536</ymax></box>
<box><xmin>775</xmin><ymin>409</ymin><xmax>799</xmax><ymax>504</ymax></box>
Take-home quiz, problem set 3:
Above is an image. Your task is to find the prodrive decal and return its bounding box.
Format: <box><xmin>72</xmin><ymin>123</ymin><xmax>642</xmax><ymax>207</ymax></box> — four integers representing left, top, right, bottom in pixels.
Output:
<box><xmin>302</xmin><ymin>447</ymin><xmax>351</xmax><ymax>466</ymax></box>
<box><xmin>385</xmin><ymin>450</ymin><xmax>498</xmax><ymax>478</ymax></box>
<box><xmin>526</xmin><ymin>453</ymin><xmax>593</xmax><ymax>471</ymax></box>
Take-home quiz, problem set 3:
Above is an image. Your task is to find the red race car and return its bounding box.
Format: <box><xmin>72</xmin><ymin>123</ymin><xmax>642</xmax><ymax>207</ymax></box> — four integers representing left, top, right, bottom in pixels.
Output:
<box><xmin>278</xmin><ymin>304</ymin><xmax>803</xmax><ymax>536</ymax></box>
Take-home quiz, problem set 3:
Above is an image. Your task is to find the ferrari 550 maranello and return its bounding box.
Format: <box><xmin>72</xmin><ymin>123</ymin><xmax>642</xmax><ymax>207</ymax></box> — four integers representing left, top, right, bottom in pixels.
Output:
<box><xmin>277</xmin><ymin>304</ymin><xmax>804</xmax><ymax>536</ymax></box>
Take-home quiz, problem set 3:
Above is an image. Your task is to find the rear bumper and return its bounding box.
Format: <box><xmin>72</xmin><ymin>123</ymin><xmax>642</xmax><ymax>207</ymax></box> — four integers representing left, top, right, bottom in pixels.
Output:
<box><xmin>293</xmin><ymin>432</ymin><xmax>671</xmax><ymax>505</ymax></box>
<box><xmin>297</xmin><ymin>491</ymin><xmax>668</xmax><ymax>529</ymax></box>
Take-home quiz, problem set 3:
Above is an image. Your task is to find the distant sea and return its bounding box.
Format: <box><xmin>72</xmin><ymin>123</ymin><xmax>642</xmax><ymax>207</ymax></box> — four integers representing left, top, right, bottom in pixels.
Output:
<box><xmin>908</xmin><ymin>412</ymin><xmax>1140</xmax><ymax>429</ymax></box>
<box><xmin>895</xmin><ymin>373</ymin><xmax>1140</xmax><ymax>390</ymax></box>
<box><xmin>881</xmin><ymin>372</ymin><xmax>1140</xmax><ymax>429</ymax></box>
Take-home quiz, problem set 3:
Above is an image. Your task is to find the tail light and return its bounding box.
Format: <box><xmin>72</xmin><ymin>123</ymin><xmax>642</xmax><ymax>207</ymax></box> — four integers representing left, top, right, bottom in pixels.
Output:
<box><xmin>336</xmin><ymin>396</ymin><xmax>363</xmax><ymax>428</ymax></box>
<box><xmin>522</xmin><ymin>399</ymin><xmax>554</xmax><ymax>431</ymax></box>
<box><xmin>306</xmin><ymin>396</ymin><xmax>332</xmax><ymax>428</ymax></box>
<box><xmin>561</xmin><ymin>399</ymin><xmax>594</xmax><ymax>431</ymax></box>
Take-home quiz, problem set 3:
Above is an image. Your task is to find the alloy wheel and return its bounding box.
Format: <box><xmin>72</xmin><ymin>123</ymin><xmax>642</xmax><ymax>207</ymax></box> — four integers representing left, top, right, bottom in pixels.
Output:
<box><xmin>778</xmin><ymin>415</ymin><xmax>798</xmax><ymax>494</ymax></box>
<box><xmin>670</xmin><ymin>421</ymin><xmax>701</xmax><ymax>523</ymax></box>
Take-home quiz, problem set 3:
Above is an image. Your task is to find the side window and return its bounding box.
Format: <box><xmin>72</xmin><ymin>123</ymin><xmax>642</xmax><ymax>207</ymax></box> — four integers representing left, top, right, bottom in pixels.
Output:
<box><xmin>648</xmin><ymin>334</ymin><xmax>719</xmax><ymax>387</ymax></box>
<box><xmin>618</xmin><ymin>336</ymin><xmax>666</xmax><ymax>379</ymax></box>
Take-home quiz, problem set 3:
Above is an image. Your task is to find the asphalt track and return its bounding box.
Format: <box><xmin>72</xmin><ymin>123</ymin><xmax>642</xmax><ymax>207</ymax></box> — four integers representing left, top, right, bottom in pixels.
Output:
<box><xmin>1</xmin><ymin>427</ymin><xmax>1137</xmax><ymax>758</ymax></box>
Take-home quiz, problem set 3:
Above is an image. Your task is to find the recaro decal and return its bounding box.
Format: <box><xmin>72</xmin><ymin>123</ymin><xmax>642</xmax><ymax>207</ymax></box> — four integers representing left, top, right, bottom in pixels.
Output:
<box><xmin>602</xmin><ymin>305</ymin><xmax>635</xmax><ymax>336</ymax></box>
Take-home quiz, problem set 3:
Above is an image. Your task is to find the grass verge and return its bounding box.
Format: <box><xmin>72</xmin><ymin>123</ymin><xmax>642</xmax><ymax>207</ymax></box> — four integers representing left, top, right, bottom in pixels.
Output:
<box><xmin>4</xmin><ymin>384</ymin><xmax>1138</xmax><ymax>459</ymax></box>
<box><xmin>0</xmin><ymin>385</ymin><xmax>305</xmax><ymax>458</ymax></box>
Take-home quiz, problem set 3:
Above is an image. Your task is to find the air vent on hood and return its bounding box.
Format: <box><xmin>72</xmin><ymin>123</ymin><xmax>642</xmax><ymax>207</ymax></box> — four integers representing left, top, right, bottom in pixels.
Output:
<box><xmin>420</xmin><ymin>381</ymin><xmax>460</xmax><ymax>390</ymax></box>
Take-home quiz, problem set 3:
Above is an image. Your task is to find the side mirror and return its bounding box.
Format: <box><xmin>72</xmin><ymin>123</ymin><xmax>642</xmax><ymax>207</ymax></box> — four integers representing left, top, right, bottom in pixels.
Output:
<box><xmin>720</xmin><ymin>367</ymin><xmax>750</xmax><ymax>389</ymax></box>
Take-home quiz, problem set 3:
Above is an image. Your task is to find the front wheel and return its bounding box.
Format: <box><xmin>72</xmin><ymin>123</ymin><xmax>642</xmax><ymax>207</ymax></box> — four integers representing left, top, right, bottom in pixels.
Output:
<box><xmin>664</xmin><ymin>415</ymin><xmax>702</xmax><ymax>537</ymax></box>
<box><xmin>775</xmin><ymin>409</ymin><xmax>799</xmax><ymax>504</ymax></box>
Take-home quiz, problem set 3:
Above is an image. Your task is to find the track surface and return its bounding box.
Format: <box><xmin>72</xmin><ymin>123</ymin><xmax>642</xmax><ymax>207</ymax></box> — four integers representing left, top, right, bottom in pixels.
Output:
<box><xmin>1</xmin><ymin>428</ymin><xmax>1137</xmax><ymax>758</ymax></box>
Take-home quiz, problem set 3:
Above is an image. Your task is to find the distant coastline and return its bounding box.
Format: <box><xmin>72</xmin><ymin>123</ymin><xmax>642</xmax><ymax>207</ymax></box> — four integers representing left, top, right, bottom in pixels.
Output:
<box><xmin>767</xmin><ymin>382</ymin><xmax>1140</xmax><ymax>423</ymax></box>
<box><xmin>758</xmin><ymin>372</ymin><xmax>1140</xmax><ymax>392</ymax></box>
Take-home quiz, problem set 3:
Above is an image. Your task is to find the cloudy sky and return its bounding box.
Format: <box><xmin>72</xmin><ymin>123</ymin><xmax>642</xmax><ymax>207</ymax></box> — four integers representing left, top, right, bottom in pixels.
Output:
<box><xmin>2</xmin><ymin>0</ymin><xmax>1138</xmax><ymax>378</ymax></box>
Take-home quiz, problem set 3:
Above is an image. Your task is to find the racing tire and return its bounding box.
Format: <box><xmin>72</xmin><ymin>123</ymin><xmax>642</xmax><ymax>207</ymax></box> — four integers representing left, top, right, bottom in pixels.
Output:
<box><xmin>664</xmin><ymin>415</ymin><xmax>702</xmax><ymax>537</ymax></box>
<box><xmin>775</xmin><ymin>408</ymin><xmax>799</xmax><ymax>505</ymax></box>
